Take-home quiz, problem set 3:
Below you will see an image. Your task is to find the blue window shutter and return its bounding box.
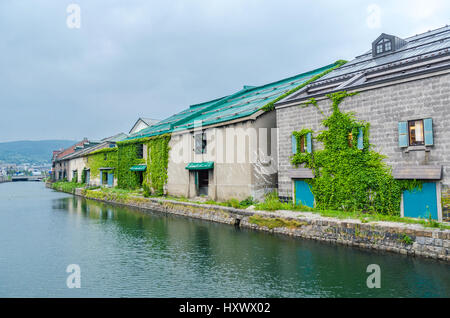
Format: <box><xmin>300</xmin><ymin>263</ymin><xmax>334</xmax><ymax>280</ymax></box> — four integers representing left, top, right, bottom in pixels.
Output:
<box><xmin>424</xmin><ymin>118</ymin><xmax>434</xmax><ymax>146</ymax></box>
<box><xmin>398</xmin><ymin>122</ymin><xmax>408</xmax><ymax>148</ymax></box>
<box><xmin>357</xmin><ymin>127</ymin><xmax>364</xmax><ymax>150</ymax></box>
<box><xmin>306</xmin><ymin>132</ymin><xmax>312</xmax><ymax>153</ymax></box>
<box><xmin>292</xmin><ymin>135</ymin><xmax>297</xmax><ymax>154</ymax></box>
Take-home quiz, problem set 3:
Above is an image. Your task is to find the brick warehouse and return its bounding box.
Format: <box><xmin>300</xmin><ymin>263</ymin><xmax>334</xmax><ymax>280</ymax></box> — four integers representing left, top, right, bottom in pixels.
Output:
<box><xmin>275</xmin><ymin>26</ymin><xmax>450</xmax><ymax>221</ymax></box>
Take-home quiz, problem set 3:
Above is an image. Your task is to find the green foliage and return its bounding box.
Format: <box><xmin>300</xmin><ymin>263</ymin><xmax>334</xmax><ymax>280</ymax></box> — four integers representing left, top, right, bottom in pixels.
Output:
<box><xmin>291</xmin><ymin>129</ymin><xmax>314</xmax><ymax>167</ymax></box>
<box><xmin>86</xmin><ymin>148</ymin><xmax>118</xmax><ymax>179</ymax></box>
<box><xmin>239</xmin><ymin>196</ymin><xmax>257</xmax><ymax>208</ymax></box>
<box><xmin>261</xmin><ymin>60</ymin><xmax>347</xmax><ymax>112</ymax></box>
<box><xmin>291</xmin><ymin>91</ymin><xmax>421</xmax><ymax>215</ymax></box>
<box><xmin>427</xmin><ymin>213</ymin><xmax>440</xmax><ymax>228</ymax></box>
<box><xmin>399</xmin><ymin>234</ymin><xmax>413</xmax><ymax>245</ymax></box>
<box><xmin>81</xmin><ymin>188</ymin><xmax>148</xmax><ymax>205</ymax></box>
<box><xmin>301</xmin><ymin>98</ymin><xmax>324</xmax><ymax>115</ymax></box>
<box><xmin>248</xmin><ymin>215</ymin><xmax>306</xmax><ymax>229</ymax></box>
<box><xmin>223</xmin><ymin>198</ymin><xmax>241</xmax><ymax>208</ymax></box>
<box><xmin>143</xmin><ymin>134</ymin><xmax>171</xmax><ymax>196</ymax></box>
<box><xmin>51</xmin><ymin>181</ymin><xmax>84</xmax><ymax>194</ymax></box>
<box><xmin>81</xmin><ymin>169</ymin><xmax>86</xmax><ymax>184</ymax></box>
<box><xmin>117</xmin><ymin>143</ymin><xmax>145</xmax><ymax>189</ymax></box>
<box><xmin>254</xmin><ymin>191</ymin><xmax>304</xmax><ymax>211</ymax></box>
<box><xmin>89</xmin><ymin>147</ymin><xmax>119</xmax><ymax>155</ymax></box>
<box><xmin>116</xmin><ymin>134</ymin><xmax>171</xmax><ymax>192</ymax></box>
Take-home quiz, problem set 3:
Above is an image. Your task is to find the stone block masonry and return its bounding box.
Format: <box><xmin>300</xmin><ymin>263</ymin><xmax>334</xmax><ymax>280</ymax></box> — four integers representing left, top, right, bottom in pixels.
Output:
<box><xmin>276</xmin><ymin>73</ymin><xmax>450</xmax><ymax>200</ymax></box>
<box><xmin>66</xmin><ymin>186</ymin><xmax>450</xmax><ymax>262</ymax></box>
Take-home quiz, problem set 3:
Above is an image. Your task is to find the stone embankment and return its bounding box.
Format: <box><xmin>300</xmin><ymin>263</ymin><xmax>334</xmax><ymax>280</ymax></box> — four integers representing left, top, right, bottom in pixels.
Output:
<box><xmin>49</xmin><ymin>184</ymin><xmax>450</xmax><ymax>262</ymax></box>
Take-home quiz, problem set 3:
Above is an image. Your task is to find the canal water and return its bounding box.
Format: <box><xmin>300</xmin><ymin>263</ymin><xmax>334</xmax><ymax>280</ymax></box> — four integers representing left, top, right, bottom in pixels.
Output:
<box><xmin>0</xmin><ymin>182</ymin><xmax>448</xmax><ymax>297</ymax></box>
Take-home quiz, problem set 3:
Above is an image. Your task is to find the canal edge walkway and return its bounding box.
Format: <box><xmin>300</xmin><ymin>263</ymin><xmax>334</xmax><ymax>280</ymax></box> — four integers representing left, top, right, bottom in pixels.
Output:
<box><xmin>49</xmin><ymin>184</ymin><xmax>450</xmax><ymax>262</ymax></box>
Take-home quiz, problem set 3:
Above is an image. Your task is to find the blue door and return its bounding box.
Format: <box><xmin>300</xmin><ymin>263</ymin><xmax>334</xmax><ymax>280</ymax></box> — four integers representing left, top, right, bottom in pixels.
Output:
<box><xmin>86</xmin><ymin>170</ymin><xmax>90</xmax><ymax>185</ymax></box>
<box><xmin>294</xmin><ymin>180</ymin><xmax>314</xmax><ymax>208</ymax></box>
<box><xmin>107</xmin><ymin>172</ymin><xmax>114</xmax><ymax>187</ymax></box>
<box><xmin>403</xmin><ymin>182</ymin><xmax>438</xmax><ymax>220</ymax></box>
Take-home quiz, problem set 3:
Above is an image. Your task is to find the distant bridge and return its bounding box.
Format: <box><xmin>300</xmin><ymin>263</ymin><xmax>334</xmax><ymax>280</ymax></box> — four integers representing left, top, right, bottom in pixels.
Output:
<box><xmin>11</xmin><ymin>176</ymin><xmax>44</xmax><ymax>182</ymax></box>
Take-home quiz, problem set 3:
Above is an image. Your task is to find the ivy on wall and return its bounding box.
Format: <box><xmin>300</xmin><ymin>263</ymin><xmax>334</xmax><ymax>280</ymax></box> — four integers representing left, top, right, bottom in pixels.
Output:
<box><xmin>117</xmin><ymin>143</ymin><xmax>145</xmax><ymax>189</ymax></box>
<box><xmin>292</xmin><ymin>128</ymin><xmax>313</xmax><ymax>166</ymax></box>
<box><xmin>116</xmin><ymin>134</ymin><xmax>171</xmax><ymax>193</ymax></box>
<box><xmin>143</xmin><ymin>134</ymin><xmax>171</xmax><ymax>196</ymax></box>
<box><xmin>85</xmin><ymin>148</ymin><xmax>118</xmax><ymax>179</ymax></box>
<box><xmin>291</xmin><ymin>91</ymin><xmax>421</xmax><ymax>215</ymax></box>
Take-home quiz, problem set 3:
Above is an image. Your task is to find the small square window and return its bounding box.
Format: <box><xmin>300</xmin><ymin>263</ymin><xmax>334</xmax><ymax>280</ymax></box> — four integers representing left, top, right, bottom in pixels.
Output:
<box><xmin>299</xmin><ymin>136</ymin><xmax>306</xmax><ymax>153</ymax></box>
<box><xmin>376</xmin><ymin>44</ymin><xmax>383</xmax><ymax>54</ymax></box>
<box><xmin>384</xmin><ymin>41</ymin><xmax>392</xmax><ymax>51</ymax></box>
<box><xmin>408</xmin><ymin>120</ymin><xmax>425</xmax><ymax>146</ymax></box>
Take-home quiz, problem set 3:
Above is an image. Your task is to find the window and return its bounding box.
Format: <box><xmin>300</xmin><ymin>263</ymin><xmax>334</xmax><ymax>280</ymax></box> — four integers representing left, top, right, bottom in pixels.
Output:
<box><xmin>136</xmin><ymin>144</ymin><xmax>144</xmax><ymax>158</ymax></box>
<box><xmin>375</xmin><ymin>38</ymin><xmax>392</xmax><ymax>55</ymax></box>
<box><xmin>292</xmin><ymin>132</ymin><xmax>312</xmax><ymax>154</ymax></box>
<box><xmin>408</xmin><ymin>120</ymin><xmax>425</xmax><ymax>146</ymax></box>
<box><xmin>104</xmin><ymin>153</ymin><xmax>108</xmax><ymax>161</ymax></box>
<box><xmin>348</xmin><ymin>132</ymin><xmax>353</xmax><ymax>147</ymax></box>
<box><xmin>399</xmin><ymin>119</ymin><xmax>434</xmax><ymax>148</ymax></box>
<box><xmin>376</xmin><ymin>44</ymin><xmax>383</xmax><ymax>54</ymax></box>
<box><xmin>299</xmin><ymin>136</ymin><xmax>306</xmax><ymax>153</ymax></box>
<box><xmin>195</xmin><ymin>132</ymin><xmax>207</xmax><ymax>154</ymax></box>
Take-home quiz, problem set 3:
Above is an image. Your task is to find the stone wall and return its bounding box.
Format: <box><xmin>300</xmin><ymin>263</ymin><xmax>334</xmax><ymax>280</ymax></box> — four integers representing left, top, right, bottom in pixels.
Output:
<box><xmin>276</xmin><ymin>73</ymin><xmax>450</xmax><ymax>200</ymax></box>
<box><xmin>71</xmin><ymin>187</ymin><xmax>450</xmax><ymax>261</ymax></box>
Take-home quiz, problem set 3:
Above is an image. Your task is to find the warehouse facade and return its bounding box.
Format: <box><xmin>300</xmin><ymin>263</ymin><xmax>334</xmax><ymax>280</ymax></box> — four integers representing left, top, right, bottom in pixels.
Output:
<box><xmin>275</xmin><ymin>26</ymin><xmax>450</xmax><ymax>221</ymax></box>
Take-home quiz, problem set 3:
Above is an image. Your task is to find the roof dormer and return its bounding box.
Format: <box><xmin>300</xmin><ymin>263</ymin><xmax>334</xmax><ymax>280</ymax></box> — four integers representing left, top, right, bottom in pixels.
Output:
<box><xmin>372</xmin><ymin>33</ymin><xmax>407</xmax><ymax>57</ymax></box>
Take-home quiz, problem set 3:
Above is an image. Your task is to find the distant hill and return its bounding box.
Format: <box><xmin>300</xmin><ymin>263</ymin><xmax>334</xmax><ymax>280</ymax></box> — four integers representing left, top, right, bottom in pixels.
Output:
<box><xmin>0</xmin><ymin>140</ymin><xmax>76</xmax><ymax>165</ymax></box>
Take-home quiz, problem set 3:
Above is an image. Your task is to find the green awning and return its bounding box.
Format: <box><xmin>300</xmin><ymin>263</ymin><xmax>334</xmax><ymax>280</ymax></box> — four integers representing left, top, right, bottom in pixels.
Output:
<box><xmin>130</xmin><ymin>164</ymin><xmax>147</xmax><ymax>172</ymax></box>
<box><xmin>185</xmin><ymin>161</ymin><xmax>214</xmax><ymax>170</ymax></box>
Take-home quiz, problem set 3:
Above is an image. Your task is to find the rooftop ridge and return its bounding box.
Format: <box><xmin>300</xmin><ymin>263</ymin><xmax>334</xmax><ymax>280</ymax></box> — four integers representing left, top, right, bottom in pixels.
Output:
<box><xmin>317</xmin><ymin>26</ymin><xmax>450</xmax><ymax>84</ymax></box>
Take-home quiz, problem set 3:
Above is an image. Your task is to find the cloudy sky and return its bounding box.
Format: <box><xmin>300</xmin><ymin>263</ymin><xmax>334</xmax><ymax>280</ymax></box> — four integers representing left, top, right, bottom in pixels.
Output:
<box><xmin>0</xmin><ymin>0</ymin><xmax>449</xmax><ymax>142</ymax></box>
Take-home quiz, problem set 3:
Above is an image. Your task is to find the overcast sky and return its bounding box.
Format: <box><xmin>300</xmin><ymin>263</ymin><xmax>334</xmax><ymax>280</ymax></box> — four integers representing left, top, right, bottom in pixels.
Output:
<box><xmin>0</xmin><ymin>0</ymin><xmax>449</xmax><ymax>142</ymax></box>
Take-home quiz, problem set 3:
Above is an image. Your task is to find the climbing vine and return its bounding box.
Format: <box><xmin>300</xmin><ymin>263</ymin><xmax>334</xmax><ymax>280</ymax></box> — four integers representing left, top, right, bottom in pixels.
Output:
<box><xmin>292</xmin><ymin>91</ymin><xmax>421</xmax><ymax>215</ymax></box>
<box><xmin>261</xmin><ymin>60</ymin><xmax>347</xmax><ymax>111</ymax></box>
<box><xmin>301</xmin><ymin>97</ymin><xmax>324</xmax><ymax>115</ymax></box>
<box><xmin>116</xmin><ymin>134</ymin><xmax>172</xmax><ymax>192</ymax></box>
<box><xmin>291</xmin><ymin>129</ymin><xmax>314</xmax><ymax>167</ymax></box>
<box><xmin>117</xmin><ymin>143</ymin><xmax>145</xmax><ymax>189</ymax></box>
<box><xmin>143</xmin><ymin>134</ymin><xmax>171</xmax><ymax>196</ymax></box>
<box><xmin>85</xmin><ymin>148</ymin><xmax>118</xmax><ymax>179</ymax></box>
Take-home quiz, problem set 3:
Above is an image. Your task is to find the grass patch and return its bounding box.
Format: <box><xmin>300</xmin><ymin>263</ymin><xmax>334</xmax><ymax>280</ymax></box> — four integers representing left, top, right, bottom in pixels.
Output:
<box><xmin>248</xmin><ymin>215</ymin><xmax>306</xmax><ymax>229</ymax></box>
<box><xmin>51</xmin><ymin>181</ymin><xmax>84</xmax><ymax>194</ymax></box>
<box><xmin>254</xmin><ymin>191</ymin><xmax>450</xmax><ymax>230</ymax></box>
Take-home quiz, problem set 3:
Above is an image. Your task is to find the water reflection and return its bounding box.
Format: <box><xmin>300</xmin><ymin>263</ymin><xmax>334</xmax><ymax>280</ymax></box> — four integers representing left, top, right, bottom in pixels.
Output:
<box><xmin>50</xmin><ymin>194</ymin><xmax>450</xmax><ymax>298</ymax></box>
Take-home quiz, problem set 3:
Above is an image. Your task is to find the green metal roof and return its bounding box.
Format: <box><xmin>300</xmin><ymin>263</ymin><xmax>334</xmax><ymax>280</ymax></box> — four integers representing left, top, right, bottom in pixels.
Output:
<box><xmin>126</xmin><ymin>62</ymin><xmax>340</xmax><ymax>141</ymax></box>
<box><xmin>130</xmin><ymin>164</ymin><xmax>147</xmax><ymax>172</ymax></box>
<box><xmin>185</xmin><ymin>161</ymin><xmax>214</xmax><ymax>170</ymax></box>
